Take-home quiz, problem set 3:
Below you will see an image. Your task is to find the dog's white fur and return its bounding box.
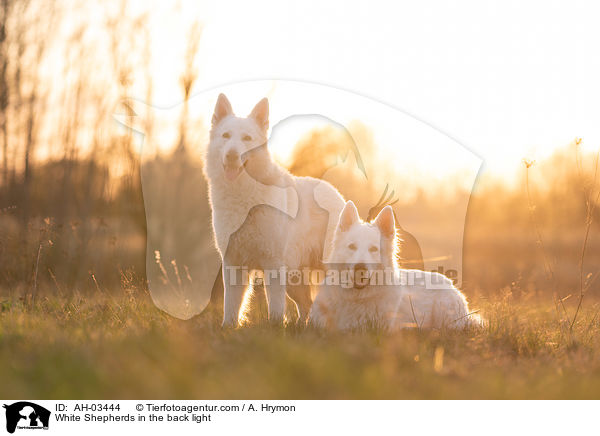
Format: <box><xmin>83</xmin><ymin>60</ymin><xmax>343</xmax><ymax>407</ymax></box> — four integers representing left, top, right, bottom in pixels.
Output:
<box><xmin>204</xmin><ymin>94</ymin><xmax>345</xmax><ymax>326</ymax></box>
<box><xmin>310</xmin><ymin>201</ymin><xmax>482</xmax><ymax>331</ymax></box>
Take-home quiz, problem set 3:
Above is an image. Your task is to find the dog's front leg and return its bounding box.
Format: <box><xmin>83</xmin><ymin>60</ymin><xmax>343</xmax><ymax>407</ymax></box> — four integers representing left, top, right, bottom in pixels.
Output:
<box><xmin>264</xmin><ymin>278</ymin><xmax>286</xmax><ymax>325</ymax></box>
<box><xmin>286</xmin><ymin>284</ymin><xmax>313</xmax><ymax>324</ymax></box>
<box><xmin>222</xmin><ymin>262</ymin><xmax>247</xmax><ymax>327</ymax></box>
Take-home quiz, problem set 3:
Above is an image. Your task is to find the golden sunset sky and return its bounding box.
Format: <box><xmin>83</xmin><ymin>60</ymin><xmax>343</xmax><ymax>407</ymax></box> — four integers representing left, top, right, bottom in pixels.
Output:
<box><xmin>38</xmin><ymin>0</ymin><xmax>600</xmax><ymax>187</ymax></box>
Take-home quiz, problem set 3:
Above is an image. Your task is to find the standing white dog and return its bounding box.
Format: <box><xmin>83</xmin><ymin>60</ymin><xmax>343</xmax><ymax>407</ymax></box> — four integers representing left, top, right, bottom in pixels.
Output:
<box><xmin>310</xmin><ymin>201</ymin><xmax>482</xmax><ymax>331</ymax></box>
<box><xmin>204</xmin><ymin>94</ymin><xmax>345</xmax><ymax>327</ymax></box>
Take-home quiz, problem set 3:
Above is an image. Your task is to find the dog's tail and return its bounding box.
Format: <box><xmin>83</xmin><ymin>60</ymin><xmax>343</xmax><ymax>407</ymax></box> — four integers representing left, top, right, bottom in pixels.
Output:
<box><xmin>454</xmin><ymin>310</ymin><xmax>486</xmax><ymax>329</ymax></box>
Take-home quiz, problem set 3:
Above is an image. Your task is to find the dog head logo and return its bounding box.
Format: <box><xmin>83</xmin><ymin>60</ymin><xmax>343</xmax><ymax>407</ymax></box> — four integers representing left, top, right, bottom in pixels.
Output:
<box><xmin>115</xmin><ymin>80</ymin><xmax>481</xmax><ymax>320</ymax></box>
<box><xmin>3</xmin><ymin>402</ymin><xmax>50</xmax><ymax>434</ymax></box>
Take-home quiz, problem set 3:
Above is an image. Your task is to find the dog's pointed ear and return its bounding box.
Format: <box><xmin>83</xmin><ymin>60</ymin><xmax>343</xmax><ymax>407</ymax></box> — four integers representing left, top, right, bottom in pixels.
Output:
<box><xmin>212</xmin><ymin>93</ymin><xmax>233</xmax><ymax>127</ymax></box>
<box><xmin>338</xmin><ymin>201</ymin><xmax>359</xmax><ymax>232</ymax></box>
<box><xmin>374</xmin><ymin>205</ymin><xmax>395</xmax><ymax>238</ymax></box>
<box><xmin>249</xmin><ymin>97</ymin><xmax>269</xmax><ymax>131</ymax></box>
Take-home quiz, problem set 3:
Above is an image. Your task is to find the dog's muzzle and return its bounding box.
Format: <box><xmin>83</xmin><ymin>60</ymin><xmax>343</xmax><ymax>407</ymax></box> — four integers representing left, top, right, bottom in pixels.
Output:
<box><xmin>222</xmin><ymin>151</ymin><xmax>246</xmax><ymax>181</ymax></box>
<box><xmin>352</xmin><ymin>263</ymin><xmax>370</xmax><ymax>289</ymax></box>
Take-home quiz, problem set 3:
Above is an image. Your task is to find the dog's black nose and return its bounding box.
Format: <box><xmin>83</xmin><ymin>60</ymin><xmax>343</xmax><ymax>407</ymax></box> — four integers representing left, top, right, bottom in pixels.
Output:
<box><xmin>225</xmin><ymin>150</ymin><xmax>239</xmax><ymax>162</ymax></box>
<box><xmin>354</xmin><ymin>263</ymin><xmax>367</xmax><ymax>273</ymax></box>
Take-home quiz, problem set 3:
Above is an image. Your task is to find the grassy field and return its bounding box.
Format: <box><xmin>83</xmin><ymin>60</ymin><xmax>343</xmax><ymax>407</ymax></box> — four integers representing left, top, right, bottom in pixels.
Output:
<box><xmin>1</xmin><ymin>288</ymin><xmax>600</xmax><ymax>399</ymax></box>
<box><xmin>1</xmin><ymin>0</ymin><xmax>600</xmax><ymax>404</ymax></box>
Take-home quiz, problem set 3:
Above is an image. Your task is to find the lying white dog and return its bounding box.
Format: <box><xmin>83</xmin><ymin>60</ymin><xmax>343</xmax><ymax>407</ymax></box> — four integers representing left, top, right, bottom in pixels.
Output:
<box><xmin>309</xmin><ymin>201</ymin><xmax>482</xmax><ymax>331</ymax></box>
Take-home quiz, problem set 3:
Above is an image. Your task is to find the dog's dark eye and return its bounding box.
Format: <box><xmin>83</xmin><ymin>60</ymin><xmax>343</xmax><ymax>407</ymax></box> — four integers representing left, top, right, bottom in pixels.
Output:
<box><xmin>242</xmin><ymin>134</ymin><xmax>252</xmax><ymax>141</ymax></box>
<box><xmin>348</xmin><ymin>243</ymin><xmax>357</xmax><ymax>251</ymax></box>
<box><xmin>222</xmin><ymin>132</ymin><xmax>231</xmax><ymax>139</ymax></box>
<box><xmin>369</xmin><ymin>246</ymin><xmax>379</xmax><ymax>253</ymax></box>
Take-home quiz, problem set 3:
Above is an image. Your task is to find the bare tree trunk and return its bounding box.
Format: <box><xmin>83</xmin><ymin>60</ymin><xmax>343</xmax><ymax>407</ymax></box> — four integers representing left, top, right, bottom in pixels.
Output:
<box><xmin>21</xmin><ymin>90</ymin><xmax>37</xmax><ymax>226</ymax></box>
<box><xmin>0</xmin><ymin>0</ymin><xmax>9</xmax><ymax>191</ymax></box>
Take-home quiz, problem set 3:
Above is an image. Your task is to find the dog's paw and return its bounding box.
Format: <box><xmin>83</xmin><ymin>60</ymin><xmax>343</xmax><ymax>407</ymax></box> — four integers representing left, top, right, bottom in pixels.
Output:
<box><xmin>221</xmin><ymin>320</ymin><xmax>239</xmax><ymax>329</ymax></box>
